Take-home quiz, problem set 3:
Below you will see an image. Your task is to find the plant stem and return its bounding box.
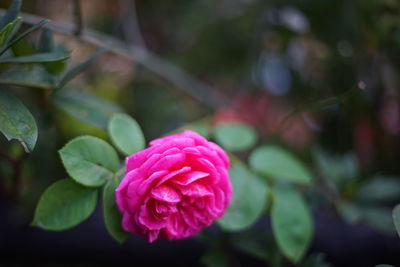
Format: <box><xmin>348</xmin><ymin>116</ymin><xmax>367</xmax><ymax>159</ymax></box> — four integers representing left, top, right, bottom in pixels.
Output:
<box><xmin>72</xmin><ymin>0</ymin><xmax>83</xmax><ymax>36</ymax></box>
<box><xmin>0</xmin><ymin>149</ymin><xmax>26</xmax><ymax>198</ymax></box>
<box><xmin>0</xmin><ymin>9</ymin><xmax>227</xmax><ymax>109</ymax></box>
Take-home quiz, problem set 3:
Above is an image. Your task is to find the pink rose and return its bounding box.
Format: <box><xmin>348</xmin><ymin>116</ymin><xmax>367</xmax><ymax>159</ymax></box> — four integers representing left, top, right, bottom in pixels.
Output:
<box><xmin>116</xmin><ymin>130</ymin><xmax>232</xmax><ymax>242</ymax></box>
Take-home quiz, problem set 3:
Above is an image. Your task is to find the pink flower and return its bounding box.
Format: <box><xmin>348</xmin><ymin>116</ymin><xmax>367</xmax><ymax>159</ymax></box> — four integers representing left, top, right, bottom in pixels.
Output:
<box><xmin>116</xmin><ymin>130</ymin><xmax>232</xmax><ymax>242</ymax></box>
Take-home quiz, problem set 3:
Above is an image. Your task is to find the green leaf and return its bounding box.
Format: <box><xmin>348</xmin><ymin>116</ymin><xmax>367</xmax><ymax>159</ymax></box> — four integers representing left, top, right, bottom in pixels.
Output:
<box><xmin>0</xmin><ymin>17</ymin><xmax>21</xmax><ymax>48</ymax></box>
<box><xmin>38</xmin><ymin>29</ymin><xmax>67</xmax><ymax>74</ymax></box>
<box><xmin>249</xmin><ymin>145</ymin><xmax>312</xmax><ymax>184</ymax></box>
<box><xmin>313</xmin><ymin>148</ymin><xmax>358</xmax><ymax>189</ymax></box>
<box><xmin>38</xmin><ymin>29</ymin><xmax>54</xmax><ymax>52</ymax></box>
<box><xmin>33</xmin><ymin>178</ymin><xmax>97</xmax><ymax>230</ymax></box>
<box><xmin>218</xmin><ymin>163</ymin><xmax>268</xmax><ymax>231</ymax></box>
<box><xmin>231</xmin><ymin>232</ymin><xmax>270</xmax><ymax>263</ymax></box>
<box><xmin>0</xmin><ymin>19</ymin><xmax>48</xmax><ymax>56</ymax></box>
<box><xmin>0</xmin><ymin>0</ymin><xmax>21</xmax><ymax>29</ymax></box>
<box><xmin>0</xmin><ymin>65</ymin><xmax>56</xmax><ymax>89</ymax></box>
<box><xmin>53</xmin><ymin>90</ymin><xmax>121</xmax><ymax>129</ymax></box>
<box><xmin>301</xmin><ymin>253</ymin><xmax>331</xmax><ymax>267</ymax></box>
<box><xmin>0</xmin><ymin>51</ymin><xmax>69</xmax><ymax>64</ymax></box>
<box><xmin>108</xmin><ymin>113</ymin><xmax>145</xmax><ymax>156</ymax></box>
<box><xmin>338</xmin><ymin>202</ymin><xmax>396</xmax><ymax>234</ymax></box>
<box><xmin>0</xmin><ymin>87</ymin><xmax>37</xmax><ymax>152</ymax></box>
<box><xmin>59</xmin><ymin>136</ymin><xmax>120</xmax><ymax>187</ymax></box>
<box><xmin>0</xmin><ymin>23</ymin><xmax>13</xmax><ymax>48</ymax></box>
<box><xmin>271</xmin><ymin>186</ymin><xmax>313</xmax><ymax>263</ymax></box>
<box><xmin>213</xmin><ymin>123</ymin><xmax>257</xmax><ymax>152</ymax></box>
<box><xmin>393</xmin><ymin>204</ymin><xmax>400</xmax><ymax>238</ymax></box>
<box><xmin>103</xmin><ymin>177</ymin><xmax>130</xmax><ymax>243</ymax></box>
<box><xmin>336</xmin><ymin>201</ymin><xmax>362</xmax><ymax>224</ymax></box>
<box><xmin>201</xmin><ymin>249</ymin><xmax>228</xmax><ymax>267</ymax></box>
<box><xmin>10</xmin><ymin>38</ymin><xmax>36</xmax><ymax>57</ymax></box>
<box><xmin>57</xmin><ymin>48</ymin><xmax>105</xmax><ymax>90</ymax></box>
<box><xmin>355</xmin><ymin>176</ymin><xmax>400</xmax><ymax>203</ymax></box>
<box><xmin>361</xmin><ymin>206</ymin><xmax>395</xmax><ymax>234</ymax></box>
<box><xmin>0</xmin><ymin>23</ymin><xmax>13</xmax><ymax>47</ymax></box>
<box><xmin>1</xmin><ymin>18</ymin><xmax>21</xmax><ymax>49</ymax></box>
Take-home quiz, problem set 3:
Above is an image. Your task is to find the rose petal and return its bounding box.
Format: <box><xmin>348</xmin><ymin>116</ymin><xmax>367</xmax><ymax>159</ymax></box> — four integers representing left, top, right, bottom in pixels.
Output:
<box><xmin>151</xmin><ymin>146</ymin><xmax>180</xmax><ymax>157</ymax></box>
<box><xmin>125</xmin><ymin>147</ymin><xmax>154</xmax><ymax>172</ymax></box>
<box><xmin>195</xmin><ymin>158</ymin><xmax>220</xmax><ymax>184</ymax></box>
<box><xmin>172</xmin><ymin>171</ymin><xmax>209</xmax><ymax>186</ymax></box>
<box><xmin>116</xmin><ymin>169</ymin><xmax>144</xmax><ymax>212</ymax></box>
<box><xmin>140</xmin><ymin>153</ymin><xmax>163</xmax><ymax>175</ymax></box>
<box><xmin>136</xmin><ymin>170</ymin><xmax>168</xmax><ymax>196</ymax></box>
<box><xmin>196</xmin><ymin>145</ymin><xmax>225</xmax><ymax>167</ymax></box>
<box><xmin>182</xmin><ymin>130</ymin><xmax>209</xmax><ymax>146</ymax></box>
<box><xmin>148</xmin><ymin>153</ymin><xmax>186</xmax><ymax>173</ymax></box>
<box><xmin>147</xmin><ymin>230</ymin><xmax>160</xmax><ymax>243</ymax></box>
<box><xmin>121</xmin><ymin>212</ymin><xmax>134</xmax><ymax>233</ymax></box>
<box><xmin>180</xmin><ymin>207</ymin><xmax>197</xmax><ymax>228</ymax></box>
<box><xmin>207</xmin><ymin>187</ymin><xmax>225</xmax><ymax>216</ymax></box>
<box><xmin>208</xmin><ymin>141</ymin><xmax>230</xmax><ymax>168</ymax></box>
<box><xmin>138</xmin><ymin>205</ymin><xmax>167</xmax><ymax>230</ymax></box>
<box><xmin>151</xmin><ymin>185</ymin><xmax>182</xmax><ymax>203</ymax></box>
<box><xmin>157</xmin><ymin>166</ymin><xmax>191</xmax><ymax>186</ymax></box>
<box><xmin>155</xmin><ymin>201</ymin><xmax>177</xmax><ymax>214</ymax></box>
<box><xmin>182</xmin><ymin>146</ymin><xmax>201</xmax><ymax>155</ymax></box>
<box><xmin>117</xmin><ymin>130</ymin><xmax>232</xmax><ymax>242</ymax></box>
<box><xmin>216</xmin><ymin>166</ymin><xmax>233</xmax><ymax>207</ymax></box>
<box><xmin>179</xmin><ymin>183</ymin><xmax>213</xmax><ymax>197</ymax></box>
<box><xmin>164</xmin><ymin>213</ymin><xmax>180</xmax><ymax>239</ymax></box>
<box><xmin>150</xmin><ymin>136</ymin><xmax>195</xmax><ymax>149</ymax></box>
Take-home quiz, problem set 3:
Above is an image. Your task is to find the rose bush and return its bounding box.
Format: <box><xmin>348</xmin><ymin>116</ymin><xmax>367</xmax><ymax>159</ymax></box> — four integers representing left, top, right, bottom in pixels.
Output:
<box><xmin>116</xmin><ymin>130</ymin><xmax>232</xmax><ymax>242</ymax></box>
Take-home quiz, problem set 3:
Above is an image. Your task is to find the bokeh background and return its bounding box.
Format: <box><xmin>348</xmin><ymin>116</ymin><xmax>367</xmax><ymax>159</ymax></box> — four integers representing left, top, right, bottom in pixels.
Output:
<box><xmin>1</xmin><ymin>0</ymin><xmax>400</xmax><ymax>266</ymax></box>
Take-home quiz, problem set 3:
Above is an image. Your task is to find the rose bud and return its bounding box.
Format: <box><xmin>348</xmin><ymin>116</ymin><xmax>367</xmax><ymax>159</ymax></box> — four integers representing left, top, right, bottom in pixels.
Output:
<box><xmin>116</xmin><ymin>130</ymin><xmax>232</xmax><ymax>242</ymax></box>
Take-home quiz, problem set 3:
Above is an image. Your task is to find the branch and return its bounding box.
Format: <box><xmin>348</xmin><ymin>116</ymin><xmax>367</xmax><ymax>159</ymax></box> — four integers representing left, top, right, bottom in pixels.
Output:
<box><xmin>72</xmin><ymin>0</ymin><xmax>83</xmax><ymax>36</ymax></box>
<box><xmin>118</xmin><ymin>0</ymin><xmax>147</xmax><ymax>48</ymax></box>
<box><xmin>0</xmin><ymin>9</ymin><xmax>226</xmax><ymax>109</ymax></box>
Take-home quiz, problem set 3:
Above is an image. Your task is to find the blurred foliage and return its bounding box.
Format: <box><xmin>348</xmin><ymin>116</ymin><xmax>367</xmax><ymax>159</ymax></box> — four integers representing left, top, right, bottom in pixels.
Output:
<box><xmin>1</xmin><ymin>0</ymin><xmax>400</xmax><ymax>266</ymax></box>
